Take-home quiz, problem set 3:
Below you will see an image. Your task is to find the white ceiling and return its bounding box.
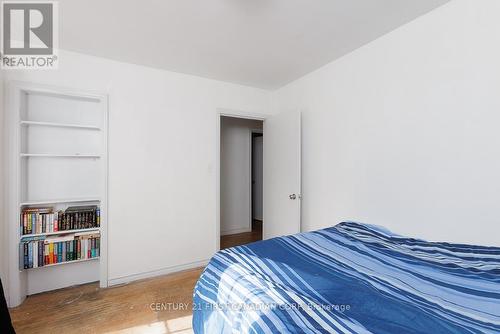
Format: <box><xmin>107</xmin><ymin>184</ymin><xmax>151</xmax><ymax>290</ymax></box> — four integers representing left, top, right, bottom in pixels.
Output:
<box><xmin>60</xmin><ymin>0</ymin><xmax>449</xmax><ymax>90</ymax></box>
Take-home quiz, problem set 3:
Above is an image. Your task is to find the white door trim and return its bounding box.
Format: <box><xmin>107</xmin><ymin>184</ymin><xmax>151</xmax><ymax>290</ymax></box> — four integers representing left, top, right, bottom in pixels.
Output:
<box><xmin>250</xmin><ymin>129</ymin><xmax>264</xmax><ymax>224</ymax></box>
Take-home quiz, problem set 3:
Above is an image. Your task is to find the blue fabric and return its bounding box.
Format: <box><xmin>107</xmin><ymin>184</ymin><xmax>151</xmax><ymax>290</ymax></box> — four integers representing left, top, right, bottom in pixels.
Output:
<box><xmin>193</xmin><ymin>222</ymin><xmax>500</xmax><ymax>333</ymax></box>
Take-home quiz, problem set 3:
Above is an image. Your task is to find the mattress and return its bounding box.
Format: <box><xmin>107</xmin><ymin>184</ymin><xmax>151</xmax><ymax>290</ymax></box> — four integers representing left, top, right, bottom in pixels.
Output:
<box><xmin>192</xmin><ymin>222</ymin><xmax>500</xmax><ymax>333</ymax></box>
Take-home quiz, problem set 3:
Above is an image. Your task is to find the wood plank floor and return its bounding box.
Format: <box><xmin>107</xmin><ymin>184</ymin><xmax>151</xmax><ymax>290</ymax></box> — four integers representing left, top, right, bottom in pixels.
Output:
<box><xmin>220</xmin><ymin>220</ymin><xmax>262</xmax><ymax>250</ymax></box>
<box><xmin>10</xmin><ymin>268</ymin><xmax>203</xmax><ymax>334</ymax></box>
<box><xmin>10</xmin><ymin>222</ymin><xmax>262</xmax><ymax>333</ymax></box>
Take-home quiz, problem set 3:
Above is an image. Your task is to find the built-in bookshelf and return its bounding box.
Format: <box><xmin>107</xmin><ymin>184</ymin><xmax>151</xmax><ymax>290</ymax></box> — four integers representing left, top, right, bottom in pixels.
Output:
<box><xmin>5</xmin><ymin>82</ymin><xmax>108</xmax><ymax>307</ymax></box>
<box><xmin>19</xmin><ymin>204</ymin><xmax>101</xmax><ymax>270</ymax></box>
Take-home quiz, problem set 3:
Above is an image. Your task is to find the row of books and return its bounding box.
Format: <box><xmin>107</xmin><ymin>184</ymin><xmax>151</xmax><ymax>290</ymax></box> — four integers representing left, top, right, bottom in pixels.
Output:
<box><xmin>21</xmin><ymin>232</ymin><xmax>100</xmax><ymax>269</ymax></box>
<box><xmin>21</xmin><ymin>205</ymin><xmax>100</xmax><ymax>235</ymax></box>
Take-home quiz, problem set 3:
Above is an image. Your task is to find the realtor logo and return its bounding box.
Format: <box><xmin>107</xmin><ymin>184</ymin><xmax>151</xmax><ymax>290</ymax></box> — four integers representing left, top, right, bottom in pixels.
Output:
<box><xmin>1</xmin><ymin>1</ymin><xmax>58</xmax><ymax>69</ymax></box>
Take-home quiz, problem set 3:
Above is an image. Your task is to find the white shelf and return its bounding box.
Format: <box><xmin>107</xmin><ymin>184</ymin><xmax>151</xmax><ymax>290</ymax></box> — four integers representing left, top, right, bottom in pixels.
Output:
<box><xmin>25</xmin><ymin>89</ymin><xmax>103</xmax><ymax>103</ymax></box>
<box><xmin>20</xmin><ymin>120</ymin><xmax>101</xmax><ymax>131</ymax></box>
<box><xmin>20</xmin><ymin>198</ymin><xmax>101</xmax><ymax>206</ymax></box>
<box><xmin>26</xmin><ymin>257</ymin><xmax>100</xmax><ymax>270</ymax></box>
<box><xmin>21</xmin><ymin>228</ymin><xmax>100</xmax><ymax>239</ymax></box>
<box><xmin>20</xmin><ymin>153</ymin><xmax>101</xmax><ymax>158</ymax></box>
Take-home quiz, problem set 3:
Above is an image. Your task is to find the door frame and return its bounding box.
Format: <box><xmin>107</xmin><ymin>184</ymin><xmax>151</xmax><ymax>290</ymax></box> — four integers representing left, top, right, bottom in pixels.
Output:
<box><xmin>250</xmin><ymin>129</ymin><xmax>263</xmax><ymax>224</ymax></box>
<box><xmin>216</xmin><ymin>109</ymin><xmax>267</xmax><ymax>251</ymax></box>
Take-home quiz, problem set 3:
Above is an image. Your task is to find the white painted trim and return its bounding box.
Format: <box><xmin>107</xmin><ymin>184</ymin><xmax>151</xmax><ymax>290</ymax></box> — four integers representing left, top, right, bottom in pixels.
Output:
<box><xmin>216</xmin><ymin>114</ymin><xmax>221</xmax><ymax>253</ymax></box>
<box><xmin>247</xmin><ymin>129</ymin><xmax>253</xmax><ymax>234</ymax></box>
<box><xmin>6</xmin><ymin>81</ymin><xmax>25</xmax><ymax>307</ymax></box>
<box><xmin>221</xmin><ymin>227</ymin><xmax>252</xmax><ymax>236</ymax></box>
<box><xmin>1</xmin><ymin>80</ymin><xmax>8</xmax><ymax>305</ymax></box>
<box><xmin>100</xmin><ymin>94</ymin><xmax>110</xmax><ymax>289</ymax></box>
<box><xmin>107</xmin><ymin>259</ymin><xmax>209</xmax><ymax>286</ymax></box>
<box><xmin>8</xmin><ymin>81</ymin><xmax>107</xmax><ymax>103</ymax></box>
<box><xmin>298</xmin><ymin>110</ymin><xmax>303</xmax><ymax>233</ymax></box>
<box><xmin>250</xmin><ymin>129</ymin><xmax>263</xmax><ymax>223</ymax></box>
<box><xmin>216</xmin><ymin>109</ymin><xmax>268</xmax><ymax>252</ymax></box>
<box><xmin>218</xmin><ymin>108</ymin><xmax>267</xmax><ymax>121</ymax></box>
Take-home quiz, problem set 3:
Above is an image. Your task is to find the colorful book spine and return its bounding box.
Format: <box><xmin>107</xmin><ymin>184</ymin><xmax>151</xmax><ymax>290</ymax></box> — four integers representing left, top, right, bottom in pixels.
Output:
<box><xmin>20</xmin><ymin>228</ymin><xmax>101</xmax><ymax>269</ymax></box>
<box><xmin>21</xmin><ymin>206</ymin><xmax>100</xmax><ymax>236</ymax></box>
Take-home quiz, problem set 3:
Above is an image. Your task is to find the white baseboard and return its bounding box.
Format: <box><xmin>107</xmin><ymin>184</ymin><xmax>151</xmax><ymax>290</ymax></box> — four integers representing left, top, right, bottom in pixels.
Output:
<box><xmin>221</xmin><ymin>227</ymin><xmax>252</xmax><ymax>236</ymax></box>
<box><xmin>107</xmin><ymin>259</ymin><xmax>209</xmax><ymax>286</ymax></box>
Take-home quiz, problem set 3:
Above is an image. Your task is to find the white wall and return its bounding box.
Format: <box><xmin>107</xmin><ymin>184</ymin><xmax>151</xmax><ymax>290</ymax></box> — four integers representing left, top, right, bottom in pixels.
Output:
<box><xmin>220</xmin><ymin>117</ymin><xmax>262</xmax><ymax>235</ymax></box>
<box><xmin>252</xmin><ymin>136</ymin><xmax>263</xmax><ymax>221</ymax></box>
<box><xmin>273</xmin><ymin>0</ymin><xmax>500</xmax><ymax>246</ymax></box>
<box><xmin>2</xmin><ymin>50</ymin><xmax>271</xmax><ymax>285</ymax></box>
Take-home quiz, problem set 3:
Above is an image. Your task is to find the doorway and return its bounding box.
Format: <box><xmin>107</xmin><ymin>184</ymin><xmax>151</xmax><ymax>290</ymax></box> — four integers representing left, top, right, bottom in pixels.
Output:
<box><xmin>219</xmin><ymin>116</ymin><xmax>264</xmax><ymax>249</ymax></box>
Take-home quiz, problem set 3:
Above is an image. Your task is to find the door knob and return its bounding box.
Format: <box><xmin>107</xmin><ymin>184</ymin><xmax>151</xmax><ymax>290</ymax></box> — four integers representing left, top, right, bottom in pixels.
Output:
<box><xmin>289</xmin><ymin>194</ymin><xmax>297</xmax><ymax>200</ymax></box>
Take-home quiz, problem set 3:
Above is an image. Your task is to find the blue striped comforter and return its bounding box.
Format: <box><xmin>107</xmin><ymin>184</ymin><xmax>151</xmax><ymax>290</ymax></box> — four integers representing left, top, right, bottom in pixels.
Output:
<box><xmin>193</xmin><ymin>222</ymin><xmax>500</xmax><ymax>333</ymax></box>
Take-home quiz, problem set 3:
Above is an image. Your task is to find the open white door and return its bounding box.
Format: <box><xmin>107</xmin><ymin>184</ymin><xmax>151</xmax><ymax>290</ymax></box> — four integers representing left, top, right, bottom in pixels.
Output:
<box><xmin>263</xmin><ymin>111</ymin><xmax>301</xmax><ymax>239</ymax></box>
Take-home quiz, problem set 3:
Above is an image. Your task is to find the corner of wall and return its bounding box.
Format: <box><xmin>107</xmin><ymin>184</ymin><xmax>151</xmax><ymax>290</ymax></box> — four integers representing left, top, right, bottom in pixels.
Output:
<box><xmin>0</xmin><ymin>70</ymin><xmax>7</xmax><ymax>302</ymax></box>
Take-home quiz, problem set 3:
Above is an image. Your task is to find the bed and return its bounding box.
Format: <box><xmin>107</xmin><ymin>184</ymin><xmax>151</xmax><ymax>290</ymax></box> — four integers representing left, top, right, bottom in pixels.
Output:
<box><xmin>192</xmin><ymin>222</ymin><xmax>500</xmax><ymax>333</ymax></box>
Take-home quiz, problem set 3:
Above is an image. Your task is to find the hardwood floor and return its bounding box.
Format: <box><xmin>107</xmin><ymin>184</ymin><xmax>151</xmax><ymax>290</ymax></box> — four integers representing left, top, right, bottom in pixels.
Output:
<box><xmin>9</xmin><ymin>221</ymin><xmax>263</xmax><ymax>333</ymax></box>
<box><xmin>10</xmin><ymin>268</ymin><xmax>203</xmax><ymax>334</ymax></box>
<box><xmin>220</xmin><ymin>220</ymin><xmax>263</xmax><ymax>250</ymax></box>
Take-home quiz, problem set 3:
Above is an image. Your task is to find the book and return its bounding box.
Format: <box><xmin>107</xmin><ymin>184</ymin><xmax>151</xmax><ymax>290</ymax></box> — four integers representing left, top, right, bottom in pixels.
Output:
<box><xmin>20</xmin><ymin>227</ymin><xmax>101</xmax><ymax>269</ymax></box>
<box><xmin>23</xmin><ymin>243</ymin><xmax>28</xmax><ymax>269</ymax></box>
<box><xmin>20</xmin><ymin>207</ymin><xmax>52</xmax><ymax>235</ymax></box>
<box><xmin>21</xmin><ymin>205</ymin><xmax>100</xmax><ymax>236</ymax></box>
